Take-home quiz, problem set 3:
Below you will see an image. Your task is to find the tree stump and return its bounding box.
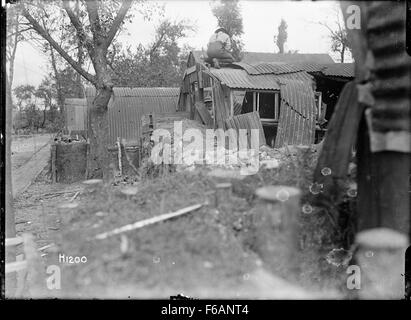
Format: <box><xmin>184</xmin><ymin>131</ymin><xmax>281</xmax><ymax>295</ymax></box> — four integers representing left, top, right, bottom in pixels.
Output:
<box><xmin>252</xmin><ymin>185</ymin><xmax>302</xmax><ymax>277</ymax></box>
<box><xmin>355</xmin><ymin>228</ymin><xmax>409</xmax><ymax>299</ymax></box>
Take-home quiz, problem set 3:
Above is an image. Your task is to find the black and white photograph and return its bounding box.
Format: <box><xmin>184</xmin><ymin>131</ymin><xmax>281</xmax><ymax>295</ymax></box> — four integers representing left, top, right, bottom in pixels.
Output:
<box><xmin>1</xmin><ymin>0</ymin><xmax>410</xmax><ymax>305</ymax></box>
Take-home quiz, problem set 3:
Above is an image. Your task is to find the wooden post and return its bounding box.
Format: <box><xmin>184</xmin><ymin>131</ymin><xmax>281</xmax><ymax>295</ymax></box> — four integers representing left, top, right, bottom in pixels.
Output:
<box><xmin>355</xmin><ymin>228</ymin><xmax>408</xmax><ymax>299</ymax></box>
<box><xmin>357</xmin><ymin>118</ymin><xmax>410</xmax><ymax>234</ymax></box>
<box><xmin>229</xmin><ymin>90</ymin><xmax>234</xmax><ymax>118</ymax></box>
<box><xmin>116</xmin><ymin>137</ymin><xmax>122</xmax><ymax>176</ymax></box>
<box><xmin>253</xmin><ymin>185</ymin><xmax>301</xmax><ymax>274</ymax></box>
<box><xmin>211</xmin><ymin>78</ymin><xmax>216</xmax><ymax>129</ymax></box>
<box><xmin>214</xmin><ymin>182</ymin><xmax>232</xmax><ymax>207</ymax></box>
<box><xmin>85</xmin><ymin>140</ymin><xmax>90</xmax><ymax>179</ymax></box>
<box><xmin>51</xmin><ymin>143</ymin><xmax>57</xmax><ymax>183</ymax></box>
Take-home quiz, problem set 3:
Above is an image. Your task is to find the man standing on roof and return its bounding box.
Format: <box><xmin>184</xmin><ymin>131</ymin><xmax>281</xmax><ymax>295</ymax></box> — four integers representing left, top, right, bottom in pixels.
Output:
<box><xmin>206</xmin><ymin>27</ymin><xmax>234</xmax><ymax>68</ymax></box>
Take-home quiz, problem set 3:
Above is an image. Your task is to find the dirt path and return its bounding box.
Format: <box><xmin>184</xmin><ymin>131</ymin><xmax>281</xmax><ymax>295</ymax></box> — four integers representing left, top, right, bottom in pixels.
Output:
<box><xmin>12</xmin><ymin>134</ymin><xmax>52</xmax><ymax>197</ymax></box>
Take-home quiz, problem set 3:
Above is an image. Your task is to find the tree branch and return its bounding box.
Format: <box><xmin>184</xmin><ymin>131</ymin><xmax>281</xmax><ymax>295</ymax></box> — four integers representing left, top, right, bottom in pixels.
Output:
<box><xmin>62</xmin><ymin>0</ymin><xmax>94</xmax><ymax>55</ymax></box>
<box><xmin>103</xmin><ymin>0</ymin><xmax>133</xmax><ymax>50</ymax></box>
<box><xmin>85</xmin><ymin>0</ymin><xmax>102</xmax><ymax>45</ymax></box>
<box><xmin>21</xmin><ymin>7</ymin><xmax>96</xmax><ymax>85</ymax></box>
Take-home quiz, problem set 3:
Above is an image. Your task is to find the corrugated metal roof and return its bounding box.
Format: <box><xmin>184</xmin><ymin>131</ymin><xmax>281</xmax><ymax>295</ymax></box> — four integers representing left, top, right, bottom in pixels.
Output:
<box><xmin>240</xmin><ymin>52</ymin><xmax>335</xmax><ymax>64</ymax></box>
<box><xmin>321</xmin><ymin>63</ymin><xmax>354</xmax><ymax>78</ymax></box>
<box><xmin>232</xmin><ymin>62</ymin><xmax>305</xmax><ymax>75</ymax></box>
<box><xmin>206</xmin><ymin>67</ymin><xmax>314</xmax><ymax>91</ymax></box>
<box><xmin>234</xmin><ymin>61</ymin><xmax>354</xmax><ymax>78</ymax></box>
<box><xmin>207</xmin><ymin>69</ymin><xmax>281</xmax><ymax>90</ymax></box>
<box><xmin>85</xmin><ymin>87</ymin><xmax>179</xmax><ymax>98</ymax></box>
<box><xmin>268</xmin><ymin>71</ymin><xmax>314</xmax><ymax>82</ymax></box>
<box><xmin>192</xmin><ymin>51</ymin><xmax>335</xmax><ymax>65</ymax></box>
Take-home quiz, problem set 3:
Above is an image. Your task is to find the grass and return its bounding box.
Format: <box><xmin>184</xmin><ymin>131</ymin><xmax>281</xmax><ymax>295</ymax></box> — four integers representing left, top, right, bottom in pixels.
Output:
<box><xmin>40</xmin><ymin>144</ymin><xmax>357</xmax><ymax>298</ymax></box>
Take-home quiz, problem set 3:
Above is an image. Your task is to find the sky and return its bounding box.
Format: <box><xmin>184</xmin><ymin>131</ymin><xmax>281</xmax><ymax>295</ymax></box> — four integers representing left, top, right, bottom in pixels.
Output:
<box><xmin>11</xmin><ymin>0</ymin><xmax>351</xmax><ymax>89</ymax></box>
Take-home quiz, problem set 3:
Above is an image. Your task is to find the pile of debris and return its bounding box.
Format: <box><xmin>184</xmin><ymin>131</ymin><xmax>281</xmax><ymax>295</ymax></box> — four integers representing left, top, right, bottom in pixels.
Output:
<box><xmin>53</xmin><ymin>133</ymin><xmax>86</xmax><ymax>144</ymax></box>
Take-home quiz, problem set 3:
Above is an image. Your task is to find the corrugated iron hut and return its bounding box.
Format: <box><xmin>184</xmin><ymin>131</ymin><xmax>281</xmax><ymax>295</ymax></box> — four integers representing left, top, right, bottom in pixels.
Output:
<box><xmin>85</xmin><ymin>87</ymin><xmax>180</xmax><ymax>146</ymax></box>
<box><xmin>178</xmin><ymin>51</ymin><xmax>340</xmax><ymax>147</ymax></box>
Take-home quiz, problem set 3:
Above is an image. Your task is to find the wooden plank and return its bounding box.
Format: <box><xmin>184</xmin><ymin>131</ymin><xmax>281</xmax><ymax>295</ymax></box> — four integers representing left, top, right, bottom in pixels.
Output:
<box><xmin>5</xmin><ymin>237</ymin><xmax>24</xmax><ymax>247</ymax></box>
<box><xmin>314</xmin><ymin>82</ymin><xmax>363</xmax><ymax>182</ymax></box>
<box><xmin>96</xmin><ymin>203</ymin><xmax>204</xmax><ymax>240</ymax></box>
<box><xmin>5</xmin><ymin>260</ymin><xmax>28</xmax><ymax>274</ymax></box>
<box><xmin>229</xmin><ymin>91</ymin><xmax>234</xmax><ymax>117</ymax></box>
<box><xmin>51</xmin><ymin>144</ymin><xmax>57</xmax><ymax>183</ymax></box>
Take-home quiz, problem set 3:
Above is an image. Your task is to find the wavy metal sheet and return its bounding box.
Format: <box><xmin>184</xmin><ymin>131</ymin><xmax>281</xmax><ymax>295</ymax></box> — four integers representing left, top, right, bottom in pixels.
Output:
<box><xmin>208</xmin><ymin>69</ymin><xmax>281</xmax><ymax>90</ymax></box>
<box><xmin>321</xmin><ymin>63</ymin><xmax>354</xmax><ymax>78</ymax></box>
<box><xmin>366</xmin><ymin>1</ymin><xmax>411</xmax><ymax>133</ymax></box>
<box><xmin>274</xmin><ymin>80</ymin><xmax>317</xmax><ymax>147</ymax></box>
<box><xmin>85</xmin><ymin>87</ymin><xmax>179</xmax><ymax>145</ymax></box>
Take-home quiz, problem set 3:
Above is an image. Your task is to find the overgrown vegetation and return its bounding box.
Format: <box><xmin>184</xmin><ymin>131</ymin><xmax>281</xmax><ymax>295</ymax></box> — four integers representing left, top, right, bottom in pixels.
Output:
<box><xmin>47</xmin><ymin>145</ymin><xmax>357</xmax><ymax>297</ymax></box>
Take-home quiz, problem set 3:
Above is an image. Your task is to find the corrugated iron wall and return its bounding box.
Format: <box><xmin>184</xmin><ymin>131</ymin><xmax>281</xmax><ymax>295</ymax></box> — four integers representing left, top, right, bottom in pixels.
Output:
<box><xmin>85</xmin><ymin>87</ymin><xmax>179</xmax><ymax>145</ymax></box>
<box><xmin>225</xmin><ymin>111</ymin><xmax>267</xmax><ymax>147</ymax></box>
<box><xmin>366</xmin><ymin>1</ymin><xmax>411</xmax><ymax>133</ymax></box>
<box><xmin>275</xmin><ymin>80</ymin><xmax>317</xmax><ymax>147</ymax></box>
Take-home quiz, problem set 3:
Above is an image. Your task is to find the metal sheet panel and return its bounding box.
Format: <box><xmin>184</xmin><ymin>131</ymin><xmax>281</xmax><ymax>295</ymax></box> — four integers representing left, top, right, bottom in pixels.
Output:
<box><xmin>274</xmin><ymin>80</ymin><xmax>317</xmax><ymax>147</ymax></box>
<box><xmin>85</xmin><ymin>87</ymin><xmax>180</xmax><ymax>145</ymax></box>
<box><xmin>321</xmin><ymin>63</ymin><xmax>355</xmax><ymax>78</ymax></box>
<box><xmin>366</xmin><ymin>1</ymin><xmax>411</xmax><ymax>133</ymax></box>
<box><xmin>208</xmin><ymin>69</ymin><xmax>281</xmax><ymax>90</ymax></box>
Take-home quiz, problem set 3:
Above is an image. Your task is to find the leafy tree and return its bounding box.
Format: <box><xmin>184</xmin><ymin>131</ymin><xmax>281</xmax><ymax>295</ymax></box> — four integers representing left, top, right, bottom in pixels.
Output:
<box><xmin>13</xmin><ymin>84</ymin><xmax>36</xmax><ymax>112</ymax></box>
<box><xmin>35</xmin><ymin>77</ymin><xmax>60</xmax><ymax>127</ymax></box>
<box><xmin>274</xmin><ymin>19</ymin><xmax>288</xmax><ymax>54</ymax></box>
<box><xmin>211</xmin><ymin>0</ymin><xmax>244</xmax><ymax>61</ymax></box>
<box><xmin>110</xmin><ymin>19</ymin><xmax>194</xmax><ymax>87</ymax></box>
<box><xmin>20</xmin><ymin>0</ymin><xmax>137</xmax><ymax>178</ymax></box>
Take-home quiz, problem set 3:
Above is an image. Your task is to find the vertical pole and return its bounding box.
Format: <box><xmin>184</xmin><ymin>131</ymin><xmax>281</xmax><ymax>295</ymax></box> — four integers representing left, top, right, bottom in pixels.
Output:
<box><xmin>357</xmin><ymin>118</ymin><xmax>410</xmax><ymax>234</ymax></box>
<box><xmin>51</xmin><ymin>143</ymin><xmax>57</xmax><ymax>183</ymax></box>
<box><xmin>229</xmin><ymin>90</ymin><xmax>234</xmax><ymax>118</ymax></box>
<box><xmin>211</xmin><ymin>78</ymin><xmax>216</xmax><ymax>129</ymax></box>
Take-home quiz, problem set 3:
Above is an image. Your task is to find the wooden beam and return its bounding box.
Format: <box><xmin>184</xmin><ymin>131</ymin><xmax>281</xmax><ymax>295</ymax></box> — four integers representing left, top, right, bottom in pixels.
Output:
<box><xmin>229</xmin><ymin>90</ymin><xmax>234</xmax><ymax>117</ymax></box>
<box><xmin>95</xmin><ymin>203</ymin><xmax>204</xmax><ymax>240</ymax></box>
<box><xmin>357</xmin><ymin>117</ymin><xmax>410</xmax><ymax>234</ymax></box>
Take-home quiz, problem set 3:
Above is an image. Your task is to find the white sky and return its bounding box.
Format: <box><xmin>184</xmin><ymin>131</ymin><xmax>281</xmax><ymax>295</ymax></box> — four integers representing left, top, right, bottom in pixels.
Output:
<box><xmin>12</xmin><ymin>0</ymin><xmax>350</xmax><ymax>88</ymax></box>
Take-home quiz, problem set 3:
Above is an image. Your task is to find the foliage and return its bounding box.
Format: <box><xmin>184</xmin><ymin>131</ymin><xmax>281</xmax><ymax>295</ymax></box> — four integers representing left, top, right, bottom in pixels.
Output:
<box><xmin>211</xmin><ymin>0</ymin><xmax>244</xmax><ymax>61</ymax></box>
<box><xmin>110</xmin><ymin>19</ymin><xmax>194</xmax><ymax>87</ymax></box>
<box><xmin>13</xmin><ymin>80</ymin><xmax>63</xmax><ymax>132</ymax></box>
<box><xmin>274</xmin><ymin>19</ymin><xmax>288</xmax><ymax>54</ymax></box>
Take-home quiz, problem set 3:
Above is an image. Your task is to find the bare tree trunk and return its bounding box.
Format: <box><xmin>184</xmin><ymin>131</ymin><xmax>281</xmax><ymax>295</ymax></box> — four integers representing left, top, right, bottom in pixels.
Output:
<box><xmin>87</xmin><ymin>48</ymin><xmax>112</xmax><ymax>179</ymax></box>
<box><xmin>341</xmin><ymin>45</ymin><xmax>345</xmax><ymax>63</ymax></box>
<box><xmin>5</xmin><ymin>78</ymin><xmax>16</xmax><ymax>296</ymax></box>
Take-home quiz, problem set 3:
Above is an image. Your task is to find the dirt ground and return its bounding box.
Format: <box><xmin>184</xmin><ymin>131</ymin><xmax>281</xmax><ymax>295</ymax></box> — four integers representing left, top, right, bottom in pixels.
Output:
<box><xmin>12</xmin><ymin>146</ymin><xmax>356</xmax><ymax>299</ymax></box>
<box><xmin>11</xmin><ymin>134</ymin><xmax>52</xmax><ymax>171</ymax></box>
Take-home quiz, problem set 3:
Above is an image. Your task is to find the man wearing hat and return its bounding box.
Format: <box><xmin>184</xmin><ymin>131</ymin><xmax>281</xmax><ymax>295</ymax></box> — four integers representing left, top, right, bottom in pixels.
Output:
<box><xmin>206</xmin><ymin>27</ymin><xmax>234</xmax><ymax>68</ymax></box>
